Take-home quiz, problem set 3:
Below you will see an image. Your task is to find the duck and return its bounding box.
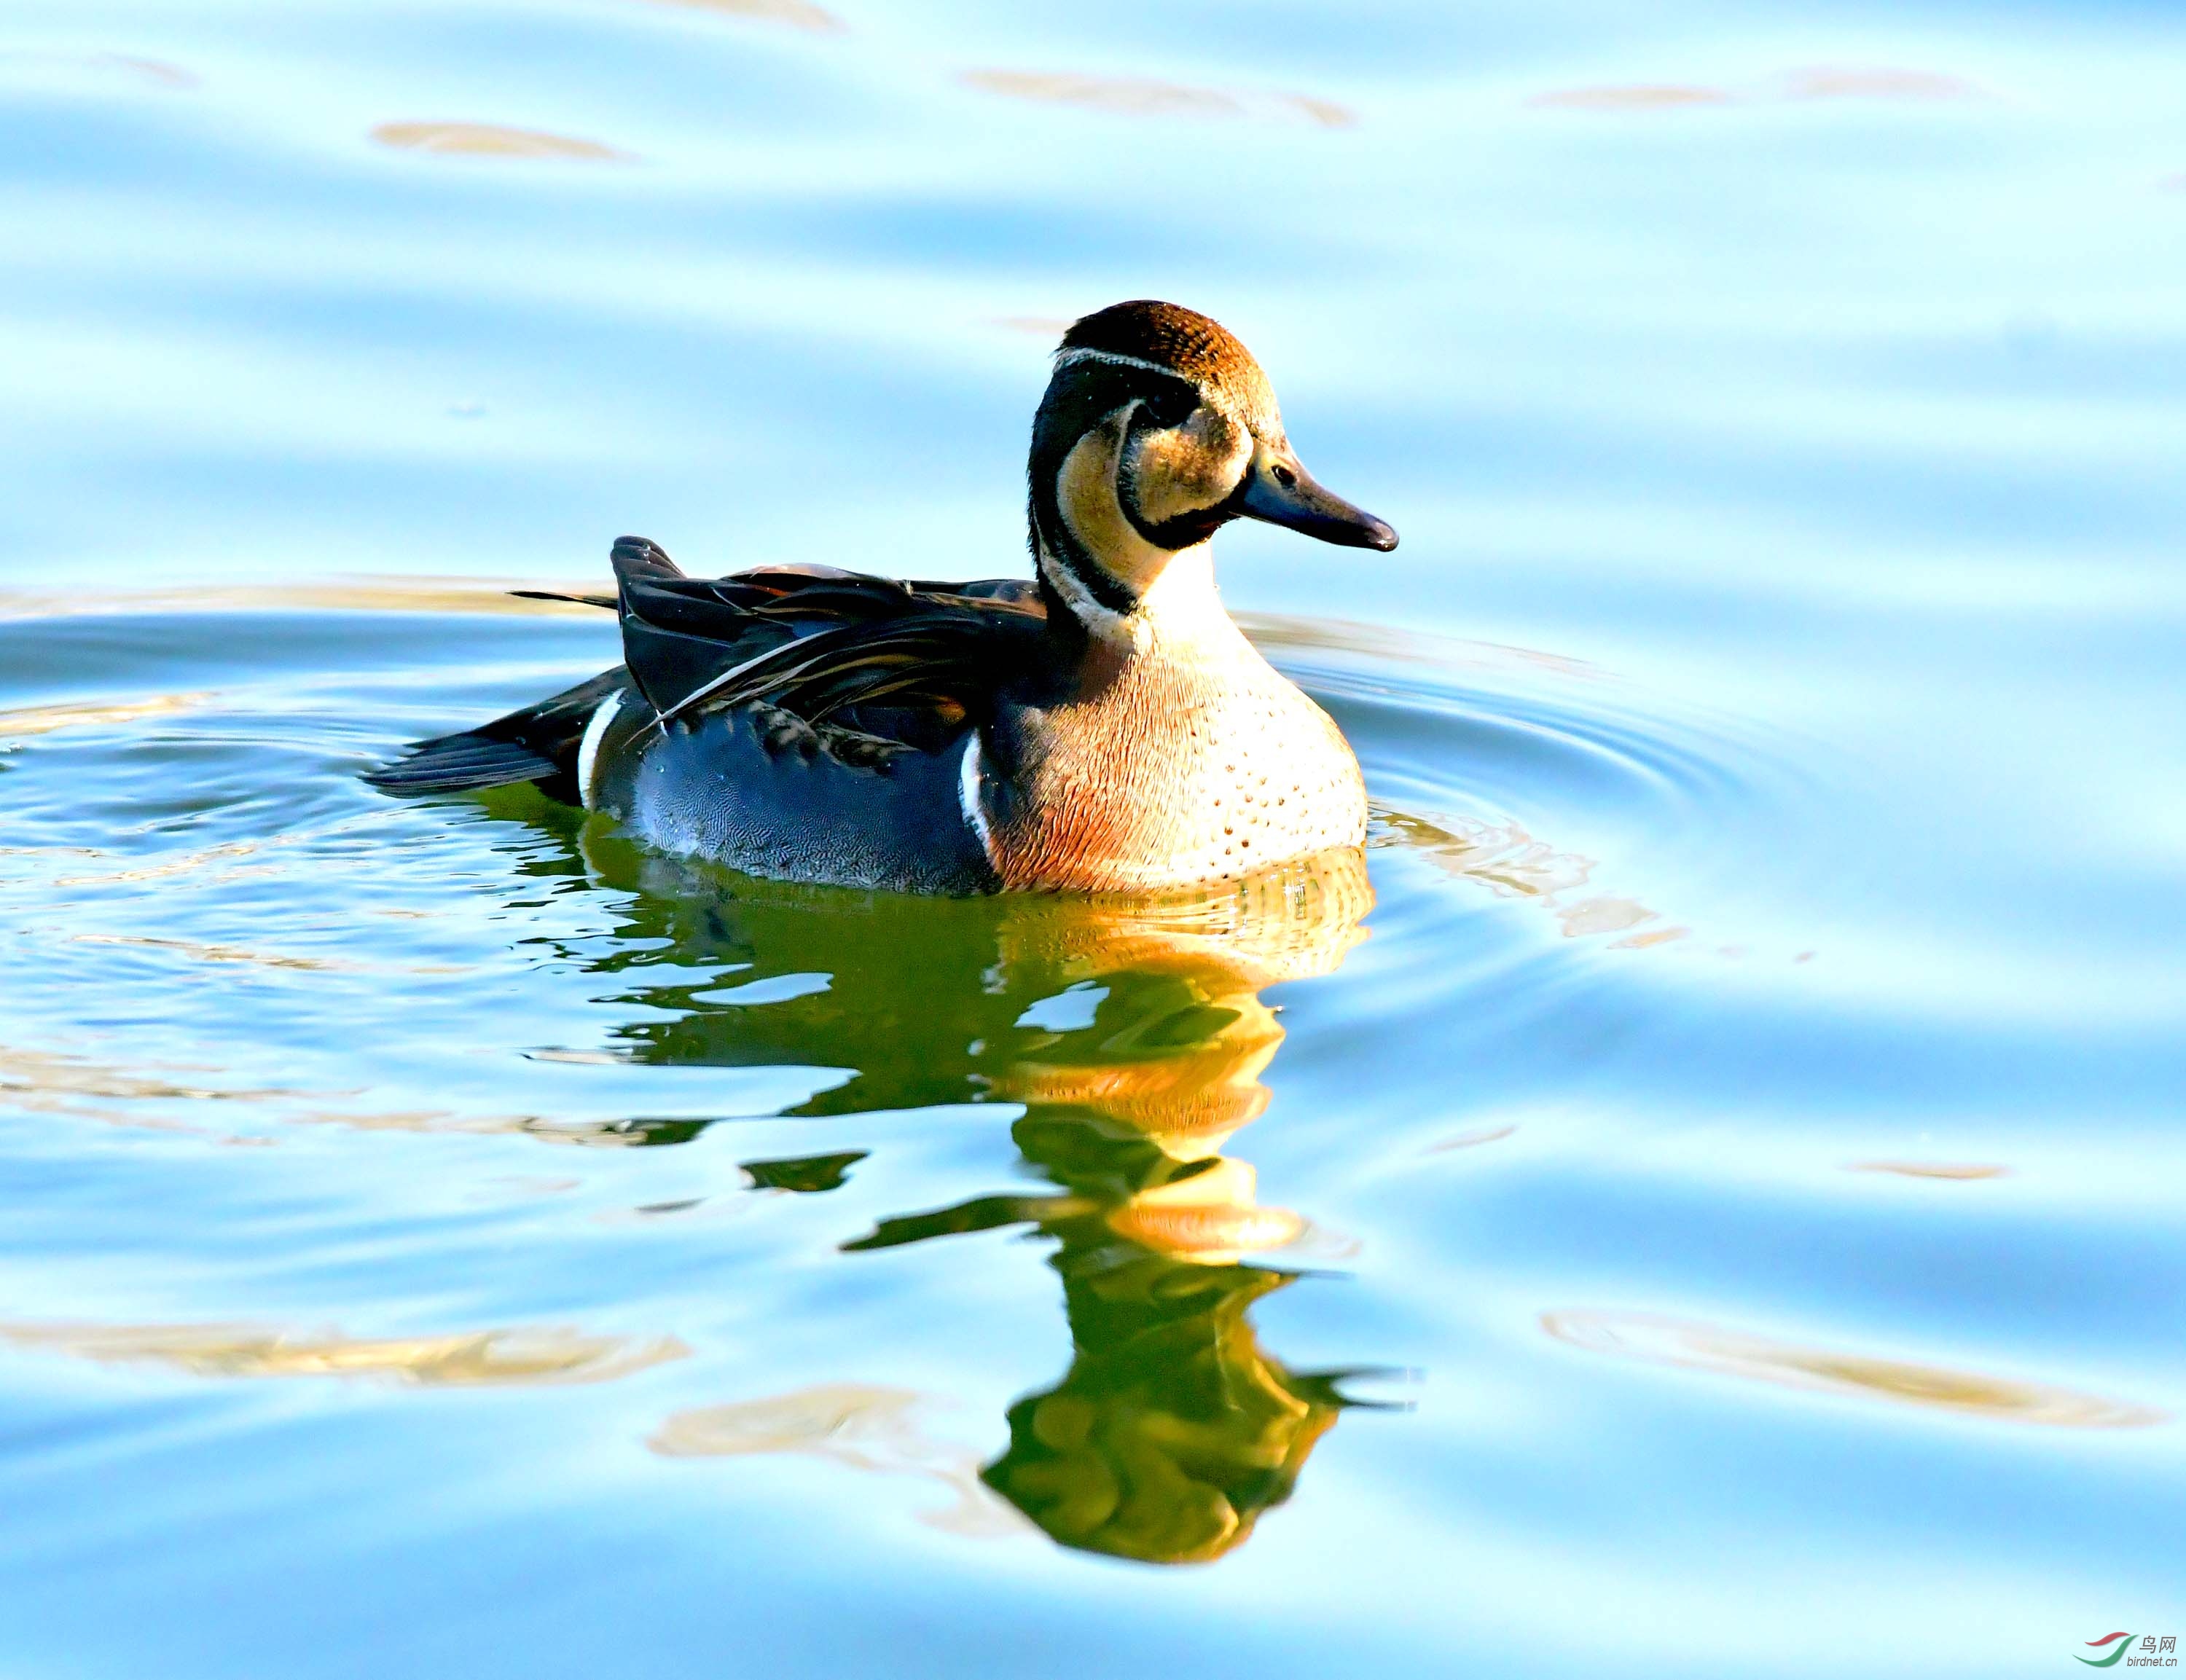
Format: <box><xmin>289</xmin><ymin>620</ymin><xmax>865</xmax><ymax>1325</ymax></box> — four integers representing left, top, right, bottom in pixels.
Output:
<box><xmin>367</xmin><ymin>299</ymin><xmax>1398</xmax><ymax>894</ymax></box>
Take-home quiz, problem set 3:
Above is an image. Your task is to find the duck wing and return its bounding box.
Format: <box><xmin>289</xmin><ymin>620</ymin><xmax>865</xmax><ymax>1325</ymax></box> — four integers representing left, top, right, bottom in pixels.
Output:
<box><xmin>610</xmin><ymin>536</ymin><xmax>1047</xmax><ymax>755</ymax></box>
<box><xmin>366</xmin><ymin>537</ymin><xmax>1047</xmax><ymax>799</ymax></box>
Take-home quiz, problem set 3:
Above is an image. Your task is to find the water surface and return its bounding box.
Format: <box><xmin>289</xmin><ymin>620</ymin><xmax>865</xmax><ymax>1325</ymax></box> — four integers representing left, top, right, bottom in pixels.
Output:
<box><xmin>3</xmin><ymin>1</ymin><xmax>2185</xmax><ymax>1675</ymax></box>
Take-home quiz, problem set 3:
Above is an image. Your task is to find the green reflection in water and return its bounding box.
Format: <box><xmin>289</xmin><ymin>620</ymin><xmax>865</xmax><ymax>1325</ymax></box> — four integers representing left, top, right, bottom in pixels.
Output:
<box><xmin>854</xmin><ymin>1124</ymin><xmax>1367</xmax><ymax>1563</ymax></box>
<box><xmin>740</xmin><ymin>1150</ymin><xmax>867</xmax><ymax>1193</ymax></box>
<box><xmin>483</xmin><ymin>784</ymin><xmax>1387</xmax><ymax>1562</ymax></box>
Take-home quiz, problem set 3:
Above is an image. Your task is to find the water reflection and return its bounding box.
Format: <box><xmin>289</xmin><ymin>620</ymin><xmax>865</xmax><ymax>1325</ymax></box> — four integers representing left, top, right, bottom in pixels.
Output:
<box><xmin>834</xmin><ymin>849</ymin><xmax>1384</xmax><ymax>1563</ymax></box>
<box><xmin>0</xmin><ymin>50</ymin><xmax>199</xmax><ymax>92</ymax></box>
<box><xmin>1527</xmin><ymin>85</ymin><xmax>1733</xmax><ymax>111</ymax></box>
<box><xmin>633</xmin><ymin>0</ymin><xmax>845</xmax><ymax>33</ymax></box>
<box><xmin>1529</xmin><ymin>64</ymin><xmax>1983</xmax><ymax>111</ymax></box>
<box><xmin>1380</xmin><ymin>807</ymin><xmax>1686</xmax><ymax>947</ymax></box>
<box><xmin>651</xmin><ymin>1385</ymin><xmax>1019</xmax><ymax>1538</ymax></box>
<box><xmin>510</xmin><ymin>793</ymin><xmax>1386</xmax><ymax>1562</ymax></box>
<box><xmin>0</xmin><ymin>693</ymin><xmax>208</xmax><ymax>742</ymax></box>
<box><xmin>1850</xmin><ymin>1161</ymin><xmax>2011</xmax><ymax>1181</ymax></box>
<box><xmin>1774</xmin><ymin>66</ymin><xmax>1982</xmax><ymax>103</ymax></box>
<box><xmin>959</xmin><ymin>71</ymin><xmax>1355</xmax><ymax>130</ymax></box>
<box><xmin>369</xmin><ymin>122</ymin><xmax>635</xmax><ymax>162</ymax></box>
<box><xmin>852</xmin><ymin>1152</ymin><xmax>1358</xmax><ymax>1562</ymax></box>
<box><xmin>0</xmin><ymin>1320</ymin><xmax>686</xmax><ymax>1386</ymax></box>
<box><xmin>1542</xmin><ymin>1310</ymin><xmax>2163</xmax><ymax>1428</ymax></box>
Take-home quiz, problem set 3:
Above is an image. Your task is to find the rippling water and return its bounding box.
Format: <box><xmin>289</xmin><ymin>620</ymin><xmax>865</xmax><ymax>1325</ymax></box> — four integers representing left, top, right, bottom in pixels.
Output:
<box><xmin>4</xmin><ymin>2</ymin><xmax>2185</xmax><ymax>1676</ymax></box>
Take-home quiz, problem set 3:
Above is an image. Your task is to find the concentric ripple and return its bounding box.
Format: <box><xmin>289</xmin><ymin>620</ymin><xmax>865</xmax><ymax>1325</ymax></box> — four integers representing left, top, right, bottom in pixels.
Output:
<box><xmin>0</xmin><ymin>589</ymin><xmax>1797</xmax><ymax>1120</ymax></box>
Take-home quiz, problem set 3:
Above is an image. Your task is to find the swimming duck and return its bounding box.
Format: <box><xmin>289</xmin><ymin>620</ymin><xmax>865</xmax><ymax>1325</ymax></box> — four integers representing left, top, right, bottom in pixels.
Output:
<box><xmin>368</xmin><ymin>299</ymin><xmax>1397</xmax><ymax>893</ymax></box>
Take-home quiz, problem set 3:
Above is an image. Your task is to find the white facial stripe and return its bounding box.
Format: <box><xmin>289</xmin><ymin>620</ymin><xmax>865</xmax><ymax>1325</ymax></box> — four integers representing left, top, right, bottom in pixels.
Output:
<box><xmin>1051</xmin><ymin>347</ymin><xmax>1181</xmax><ymax>380</ymax></box>
<box><xmin>576</xmin><ymin>688</ymin><xmax>623</xmax><ymax>809</ymax></box>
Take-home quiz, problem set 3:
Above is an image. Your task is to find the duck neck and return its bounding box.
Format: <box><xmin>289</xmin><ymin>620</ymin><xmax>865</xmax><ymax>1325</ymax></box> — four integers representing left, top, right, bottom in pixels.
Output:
<box><xmin>1035</xmin><ymin>541</ymin><xmax>1247</xmax><ymax>670</ymax></box>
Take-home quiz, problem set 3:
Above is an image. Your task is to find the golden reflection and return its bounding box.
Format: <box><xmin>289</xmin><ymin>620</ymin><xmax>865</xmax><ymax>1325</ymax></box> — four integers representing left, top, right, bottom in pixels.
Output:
<box><xmin>1852</xmin><ymin>1161</ymin><xmax>2011</xmax><ymax>1181</ymax></box>
<box><xmin>0</xmin><ymin>1043</ymin><xmax>297</xmax><ymax>1145</ymax></box>
<box><xmin>0</xmin><ymin>1042</ymin><xmax>297</xmax><ymax>1114</ymax></box>
<box><xmin>960</xmin><ymin>71</ymin><xmax>1355</xmax><ymax>129</ymax></box>
<box><xmin>0</xmin><ymin>1320</ymin><xmax>686</xmax><ymax>1386</ymax></box>
<box><xmin>1542</xmin><ymin>1310</ymin><xmax>2163</xmax><ymax>1428</ymax></box>
<box><xmin>976</xmin><ymin>851</ymin><xmax>1368</xmax><ymax>1158</ymax></box>
<box><xmin>1102</xmin><ymin>1156</ymin><xmax>1306</xmax><ymax>1263</ymax></box>
<box><xmin>0</xmin><ymin>692</ymin><xmax>207</xmax><ymax>742</ymax></box>
<box><xmin>369</xmin><ymin>122</ymin><xmax>635</xmax><ymax>163</ymax></box>
<box><xmin>635</xmin><ymin>0</ymin><xmax>845</xmax><ymax>32</ymax></box>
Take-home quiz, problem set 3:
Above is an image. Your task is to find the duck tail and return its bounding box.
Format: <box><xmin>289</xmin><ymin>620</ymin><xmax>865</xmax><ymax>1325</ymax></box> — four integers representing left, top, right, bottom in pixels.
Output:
<box><xmin>507</xmin><ymin>535</ymin><xmax>682</xmax><ymax>611</ymax></box>
<box><xmin>367</xmin><ymin>538</ymin><xmax>685</xmax><ymax>799</ymax></box>
<box><xmin>364</xmin><ymin>666</ymin><xmax>629</xmax><ymax>801</ymax></box>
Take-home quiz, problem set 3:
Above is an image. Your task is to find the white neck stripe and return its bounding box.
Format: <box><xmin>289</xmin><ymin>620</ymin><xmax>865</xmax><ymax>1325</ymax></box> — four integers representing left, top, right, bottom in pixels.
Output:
<box><xmin>1035</xmin><ymin>544</ymin><xmax>1132</xmax><ymax>638</ymax></box>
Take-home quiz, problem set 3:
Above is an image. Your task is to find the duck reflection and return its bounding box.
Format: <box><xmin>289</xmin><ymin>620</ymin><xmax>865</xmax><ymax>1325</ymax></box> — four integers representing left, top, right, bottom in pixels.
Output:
<box><xmin>852</xmin><ymin>1144</ymin><xmax>1358</xmax><ymax>1562</ymax></box>
<box><xmin>490</xmin><ymin>788</ymin><xmax>1387</xmax><ymax>1563</ymax></box>
<box><xmin>846</xmin><ymin>967</ymin><xmax>1368</xmax><ymax>1565</ymax></box>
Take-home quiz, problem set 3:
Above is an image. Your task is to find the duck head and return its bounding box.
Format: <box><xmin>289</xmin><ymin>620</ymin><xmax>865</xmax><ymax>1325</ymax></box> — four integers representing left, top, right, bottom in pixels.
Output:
<box><xmin>1027</xmin><ymin>299</ymin><xmax>1397</xmax><ymax>627</ymax></box>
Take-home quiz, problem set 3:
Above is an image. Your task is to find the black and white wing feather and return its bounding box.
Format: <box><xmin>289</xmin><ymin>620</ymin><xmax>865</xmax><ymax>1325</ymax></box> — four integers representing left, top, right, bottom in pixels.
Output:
<box><xmin>366</xmin><ymin>536</ymin><xmax>1047</xmax><ymax>798</ymax></box>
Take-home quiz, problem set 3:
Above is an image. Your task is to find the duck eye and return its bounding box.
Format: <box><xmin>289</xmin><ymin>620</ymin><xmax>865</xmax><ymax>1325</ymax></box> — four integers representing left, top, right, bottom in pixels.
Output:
<box><xmin>1272</xmin><ymin>463</ymin><xmax>1298</xmax><ymax>489</ymax></box>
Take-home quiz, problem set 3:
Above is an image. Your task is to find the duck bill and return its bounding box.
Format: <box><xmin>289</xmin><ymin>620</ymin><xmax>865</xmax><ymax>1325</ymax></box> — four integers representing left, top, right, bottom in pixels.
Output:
<box><xmin>1236</xmin><ymin>442</ymin><xmax>1398</xmax><ymax>552</ymax></box>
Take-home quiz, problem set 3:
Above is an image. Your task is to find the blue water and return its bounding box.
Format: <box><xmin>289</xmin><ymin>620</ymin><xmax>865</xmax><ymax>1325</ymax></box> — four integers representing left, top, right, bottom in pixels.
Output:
<box><xmin>3</xmin><ymin>2</ymin><xmax>2184</xmax><ymax>1675</ymax></box>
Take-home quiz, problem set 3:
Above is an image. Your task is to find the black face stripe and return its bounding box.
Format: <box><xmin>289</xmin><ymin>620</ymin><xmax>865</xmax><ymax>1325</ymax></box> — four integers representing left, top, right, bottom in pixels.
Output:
<box><xmin>1133</xmin><ymin>381</ymin><xmax>1198</xmax><ymax>431</ymax></box>
<box><xmin>1112</xmin><ymin>399</ymin><xmax>1239</xmax><ymax>553</ymax></box>
<box><xmin>1025</xmin><ymin>358</ymin><xmax>1205</xmax><ymax>620</ymax></box>
<box><xmin>1037</xmin><ymin>501</ymin><xmax>1143</xmax><ymax>617</ymax></box>
<box><xmin>1025</xmin><ymin>356</ymin><xmax>1256</xmax><ymax>621</ymax></box>
<box><xmin>1123</xmin><ymin>503</ymin><xmax>1231</xmax><ymax>552</ymax></box>
<box><xmin>1118</xmin><ymin>453</ymin><xmax>1234</xmax><ymax>553</ymax></box>
<box><xmin>1027</xmin><ymin>359</ymin><xmax>1199</xmax><ymax>482</ymax></box>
